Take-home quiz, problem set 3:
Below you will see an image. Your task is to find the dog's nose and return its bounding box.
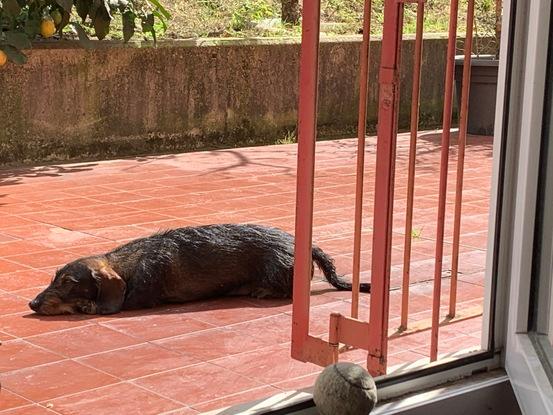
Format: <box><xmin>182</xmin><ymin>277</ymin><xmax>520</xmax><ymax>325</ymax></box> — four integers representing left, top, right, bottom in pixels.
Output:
<box><xmin>29</xmin><ymin>299</ymin><xmax>40</xmax><ymax>312</ymax></box>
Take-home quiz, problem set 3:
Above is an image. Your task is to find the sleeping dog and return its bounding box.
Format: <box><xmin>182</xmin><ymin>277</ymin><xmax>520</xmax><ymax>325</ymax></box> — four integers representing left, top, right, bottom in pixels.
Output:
<box><xmin>29</xmin><ymin>224</ymin><xmax>371</xmax><ymax>315</ymax></box>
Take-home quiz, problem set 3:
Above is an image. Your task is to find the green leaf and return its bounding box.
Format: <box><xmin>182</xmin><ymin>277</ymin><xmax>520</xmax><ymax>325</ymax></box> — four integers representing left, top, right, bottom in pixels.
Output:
<box><xmin>55</xmin><ymin>0</ymin><xmax>73</xmax><ymax>14</ymax></box>
<box><xmin>70</xmin><ymin>22</ymin><xmax>94</xmax><ymax>49</ymax></box>
<box><xmin>75</xmin><ymin>0</ymin><xmax>90</xmax><ymax>21</ymax></box>
<box><xmin>141</xmin><ymin>13</ymin><xmax>154</xmax><ymax>33</ymax></box>
<box><xmin>153</xmin><ymin>10</ymin><xmax>167</xmax><ymax>33</ymax></box>
<box><xmin>146</xmin><ymin>0</ymin><xmax>171</xmax><ymax>20</ymax></box>
<box><xmin>1</xmin><ymin>45</ymin><xmax>27</xmax><ymax>64</ymax></box>
<box><xmin>3</xmin><ymin>0</ymin><xmax>21</xmax><ymax>17</ymax></box>
<box><xmin>89</xmin><ymin>0</ymin><xmax>100</xmax><ymax>21</ymax></box>
<box><xmin>122</xmin><ymin>11</ymin><xmax>135</xmax><ymax>42</ymax></box>
<box><xmin>24</xmin><ymin>15</ymin><xmax>40</xmax><ymax>38</ymax></box>
<box><xmin>92</xmin><ymin>5</ymin><xmax>111</xmax><ymax>40</ymax></box>
<box><xmin>89</xmin><ymin>0</ymin><xmax>112</xmax><ymax>22</ymax></box>
<box><xmin>58</xmin><ymin>9</ymin><xmax>71</xmax><ymax>33</ymax></box>
<box><xmin>5</xmin><ymin>31</ymin><xmax>31</xmax><ymax>50</ymax></box>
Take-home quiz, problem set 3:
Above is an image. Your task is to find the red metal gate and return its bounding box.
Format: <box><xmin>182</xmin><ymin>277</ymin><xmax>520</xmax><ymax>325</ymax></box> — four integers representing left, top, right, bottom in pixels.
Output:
<box><xmin>291</xmin><ymin>0</ymin><xmax>476</xmax><ymax>376</ymax></box>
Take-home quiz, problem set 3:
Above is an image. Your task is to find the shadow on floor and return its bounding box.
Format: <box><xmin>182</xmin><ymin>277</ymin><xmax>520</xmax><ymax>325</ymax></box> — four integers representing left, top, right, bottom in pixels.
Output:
<box><xmin>0</xmin><ymin>163</ymin><xmax>99</xmax><ymax>187</ymax></box>
<box><xmin>19</xmin><ymin>288</ymin><xmax>339</xmax><ymax>323</ymax></box>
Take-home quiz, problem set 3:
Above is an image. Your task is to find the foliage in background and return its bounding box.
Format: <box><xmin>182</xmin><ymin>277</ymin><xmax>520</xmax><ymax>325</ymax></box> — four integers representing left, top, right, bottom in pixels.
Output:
<box><xmin>230</xmin><ymin>0</ymin><xmax>275</xmax><ymax>32</ymax></box>
<box><xmin>162</xmin><ymin>0</ymin><xmax>500</xmax><ymax>40</ymax></box>
<box><xmin>0</xmin><ymin>0</ymin><xmax>169</xmax><ymax>64</ymax></box>
<box><xmin>473</xmin><ymin>0</ymin><xmax>501</xmax><ymax>56</ymax></box>
<box><xmin>281</xmin><ymin>0</ymin><xmax>299</xmax><ymax>25</ymax></box>
<box><xmin>0</xmin><ymin>0</ymin><xmax>502</xmax><ymax>65</ymax></box>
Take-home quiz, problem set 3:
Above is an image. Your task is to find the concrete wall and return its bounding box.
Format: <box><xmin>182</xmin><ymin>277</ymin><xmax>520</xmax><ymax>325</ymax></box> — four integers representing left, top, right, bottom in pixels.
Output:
<box><xmin>0</xmin><ymin>35</ymin><xmax>450</xmax><ymax>165</ymax></box>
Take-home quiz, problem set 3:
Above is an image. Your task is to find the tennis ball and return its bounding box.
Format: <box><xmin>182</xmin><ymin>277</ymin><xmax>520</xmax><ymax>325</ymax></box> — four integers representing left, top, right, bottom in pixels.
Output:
<box><xmin>313</xmin><ymin>362</ymin><xmax>377</xmax><ymax>415</ymax></box>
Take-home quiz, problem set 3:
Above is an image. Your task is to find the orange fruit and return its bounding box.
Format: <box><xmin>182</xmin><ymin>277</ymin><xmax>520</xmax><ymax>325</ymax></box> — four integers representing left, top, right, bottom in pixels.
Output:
<box><xmin>0</xmin><ymin>50</ymin><xmax>7</xmax><ymax>67</ymax></box>
<box><xmin>40</xmin><ymin>18</ymin><xmax>57</xmax><ymax>38</ymax></box>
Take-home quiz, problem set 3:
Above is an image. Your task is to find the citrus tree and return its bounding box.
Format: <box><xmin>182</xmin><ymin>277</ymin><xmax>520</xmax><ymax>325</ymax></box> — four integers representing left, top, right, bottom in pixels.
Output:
<box><xmin>0</xmin><ymin>0</ymin><xmax>170</xmax><ymax>65</ymax></box>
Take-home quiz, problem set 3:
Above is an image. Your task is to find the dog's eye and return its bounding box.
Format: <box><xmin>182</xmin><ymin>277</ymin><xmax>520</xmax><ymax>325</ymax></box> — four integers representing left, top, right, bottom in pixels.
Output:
<box><xmin>62</xmin><ymin>275</ymin><xmax>79</xmax><ymax>283</ymax></box>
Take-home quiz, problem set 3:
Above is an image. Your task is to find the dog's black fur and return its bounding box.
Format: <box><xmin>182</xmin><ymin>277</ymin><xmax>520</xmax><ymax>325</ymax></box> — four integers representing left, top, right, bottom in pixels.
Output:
<box><xmin>29</xmin><ymin>224</ymin><xmax>371</xmax><ymax>315</ymax></box>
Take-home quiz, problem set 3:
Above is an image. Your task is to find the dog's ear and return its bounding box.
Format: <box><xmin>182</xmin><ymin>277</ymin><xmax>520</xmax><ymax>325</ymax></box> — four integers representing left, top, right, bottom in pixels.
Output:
<box><xmin>92</xmin><ymin>266</ymin><xmax>126</xmax><ymax>315</ymax></box>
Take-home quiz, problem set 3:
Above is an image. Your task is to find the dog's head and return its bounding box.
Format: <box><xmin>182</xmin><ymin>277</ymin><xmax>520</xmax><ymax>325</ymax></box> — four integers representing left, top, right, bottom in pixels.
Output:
<box><xmin>29</xmin><ymin>258</ymin><xmax>126</xmax><ymax>315</ymax></box>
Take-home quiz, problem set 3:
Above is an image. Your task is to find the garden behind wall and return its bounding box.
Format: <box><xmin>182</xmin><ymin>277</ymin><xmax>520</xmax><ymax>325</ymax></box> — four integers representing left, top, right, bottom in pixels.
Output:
<box><xmin>0</xmin><ymin>35</ymin><xmax>460</xmax><ymax>166</ymax></box>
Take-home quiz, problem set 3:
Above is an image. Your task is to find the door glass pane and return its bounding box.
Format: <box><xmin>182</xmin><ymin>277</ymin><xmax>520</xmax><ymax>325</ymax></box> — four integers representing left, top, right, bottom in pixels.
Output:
<box><xmin>530</xmin><ymin>2</ymin><xmax>553</xmax><ymax>373</ymax></box>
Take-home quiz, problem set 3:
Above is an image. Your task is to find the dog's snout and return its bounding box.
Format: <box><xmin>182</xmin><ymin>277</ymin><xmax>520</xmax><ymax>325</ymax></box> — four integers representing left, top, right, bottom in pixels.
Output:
<box><xmin>29</xmin><ymin>298</ymin><xmax>40</xmax><ymax>312</ymax></box>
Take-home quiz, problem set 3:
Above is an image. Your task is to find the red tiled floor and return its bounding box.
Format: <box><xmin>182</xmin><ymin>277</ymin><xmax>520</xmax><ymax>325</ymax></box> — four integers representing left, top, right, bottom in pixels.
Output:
<box><xmin>0</xmin><ymin>240</ymin><xmax>51</xmax><ymax>257</ymax></box>
<box><xmin>0</xmin><ymin>313</ymin><xmax>93</xmax><ymax>338</ymax></box>
<box><xmin>1</xmin><ymin>360</ymin><xmax>118</xmax><ymax>401</ymax></box>
<box><xmin>26</xmin><ymin>325</ymin><xmax>141</xmax><ymax>358</ymax></box>
<box><xmin>76</xmin><ymin>343</ymin><xmax>199</xmax><ymax>379</ymax></box>
<box><xmin>10</xmin><ymin>286</ymin><xmax>48</xmax><ymax>301</ymax></box>
<box><xmin>172</xmin><ymin>298</ymin><xmax>288</xmax><ymax>327</ymax></box>
<box><xmin>0</xmin><ymin>215</ymin><xmax>38</xmax><ymax>230</ymax></box>
<box><xmin>387</xmin><ymin>351</ymin><xmax>429</xmax><ymax>369</ymax></box>
<box><xmin>0</xmin><ymin>269</ymin><xmax>52</xmax><ymax>292</ymax></box>
<box><xmin>85</xmin><ymin>225</ymin><xmax>164</xmax><ymax>241</ymax></box>
<box><xmin>0</xmin><ymin>258</ymin><xmax>27</xmax><ymax>274</ymax></box>
<box><xmin>0</xmin><ymin>389</ymin><xmax>31</xmax><ymax>412</ymax></box>
<box><xmin>45</xmin><ymin>383</ymin><xmax>183</xmax><ymax>415</ymax></box>
<box><xmin>0</xmin><ymin>232</ymin><xmax>19</xmax><ymax>243</ymax></box>
<box><xmin>157</xmin><ymin>408</ymin><xmax>199</xmax><ymax>415</ymax></box>
<box><xmin>0</xmin><ymin>405</ymin><xmax>58</xmax><ymax>415</ymax></box>
<box><xmin>154</xmin><ymin>326</ymin><xmax>271</xmax><ymax>362</ymax></box>
<box><xmin>24</xmin><ymin>228</ymin><xmax>107</xmax><ymax>250</ymax></box>
<box><xmin>272</xmin><ymin>372</ymin><xmax>320</xmax><ymax>391</ymax></box>
<box><xmin>0</xmin><ymin>330</ymin><xmax>16</xmax><ymax>342</ymax></box>
<box><xmin>155</xmin><ymin>314</ymin><xmax>293</xmax><ymax>362</ymax></box>
<box><xmin>0</xmin><ymin>293</ymin><xmax>33</xmax><ymax>315</ymax></box>
<box><xmin>0</xmin><ymin>340</ymin><xmax>64</xmax><ymax>373</ymax></box>
<box><xmin>6</xmin><ymin>250</ymin><xmax>81</xmax><ymax>269</ymax></box>
<box><xmin>1</xmin><ymin>224</ymin><xmax>61</xmax><ymax>240</ymax></box>
<box><xmin>134</xmin><ymin>362</ymin><xmax>264</xmax><ymax>406</ymax></box>
<box><xmin>191</xmin><ymin>385</ymin><xmax>280</xmax><ymax>413</ymax></box>
<box><xmin>212</xmin><ymin>344</ymin><xmax>322</xmax><ymax>385</ymax></box>
<box><xmin>99</xmin><ymin>311</ymin><xmax>214</xmax><ymax>342</ymax></box>
<box><xmin>0</xmin><ymin>132</ymin><xmax>492</xmax><ymax>413</ymax></box>
<box><xmin>64</xmin><ymin>241</ymin><xmax>120</xmax><ymax>257</ymax></box>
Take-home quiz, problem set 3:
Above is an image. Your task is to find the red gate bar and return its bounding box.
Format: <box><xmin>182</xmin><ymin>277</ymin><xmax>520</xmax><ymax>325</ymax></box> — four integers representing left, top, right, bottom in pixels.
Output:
<box><xmin>292</xmin><ymin>0</ymin><xmax>477</xmax><ymax>375</ymax></box>
<box><xmin>400</xmin><ymin>0</ymin><xmax>425</xmax><ymax>331</ymax></box>
<box><xmin>291</xmin><ymin>0</ymin><xmax>347</xmax><ymax>368</ymax></box>
<box><xmin>351</xmin><ymin>0</ymin><xmax>373</xmax><ymax>320</ymax></box>
<box><xmin>430</xmin><ymin>0</ymin><xmax>460</xmax><ymax>362</ymax></box>
<box><xmin>450</xmin><ymin>0</ymin><xmax>475</xmax><ymax>318</ymax></box>
<box><xmin>367</xmin><ymin>0</ymin><xmax>405</xmax><ymax>376</ymax></box>
<box><xmin>291</xmin><ymin>0</ymin><xmax>323</xmax><ymax>363</ymax></box>
<box><xmin>291</xmin><ymin>0</ymin><xmax>380</xmax><ymax>370</ymax></box>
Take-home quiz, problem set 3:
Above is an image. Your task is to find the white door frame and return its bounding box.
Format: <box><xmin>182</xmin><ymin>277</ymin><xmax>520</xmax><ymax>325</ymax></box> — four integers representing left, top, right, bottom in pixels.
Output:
<box><xmin>493</xmin><ymin>0</ymin><xmax>553</xmax><ymax>412</ymax></box>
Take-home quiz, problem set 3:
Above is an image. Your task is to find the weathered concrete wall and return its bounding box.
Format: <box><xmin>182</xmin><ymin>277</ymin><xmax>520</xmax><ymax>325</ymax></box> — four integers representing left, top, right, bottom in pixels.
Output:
<box><xmin>0</xmin><ymin>36</ymin><xmax>450</xmax><ymax>165</ymax></box>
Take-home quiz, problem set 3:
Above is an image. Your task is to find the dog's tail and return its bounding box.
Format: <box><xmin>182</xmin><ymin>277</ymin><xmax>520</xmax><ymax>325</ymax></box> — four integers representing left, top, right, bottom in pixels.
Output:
<box><xmin>312</xmin><ymin>246</ymin><xmax>371</xmax><ymax>293</ymax></box>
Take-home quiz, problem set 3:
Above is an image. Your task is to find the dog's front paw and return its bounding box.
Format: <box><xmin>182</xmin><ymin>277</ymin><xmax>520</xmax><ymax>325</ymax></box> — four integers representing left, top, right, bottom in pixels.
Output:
<box><xmin>78</xmin><ymin>302</ymin><xmax>98</xmax><ymax>314</ymax></box>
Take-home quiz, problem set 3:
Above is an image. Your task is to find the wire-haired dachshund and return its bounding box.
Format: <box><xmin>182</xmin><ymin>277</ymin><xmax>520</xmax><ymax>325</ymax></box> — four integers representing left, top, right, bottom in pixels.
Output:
<box><xmin>29</xmin><ymin>224</ymin><xmax>371</xmax><ymax>315</ymax></box>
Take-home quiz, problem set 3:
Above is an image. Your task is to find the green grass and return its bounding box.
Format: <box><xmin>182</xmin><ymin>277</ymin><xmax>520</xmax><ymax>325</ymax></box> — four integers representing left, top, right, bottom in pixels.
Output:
<box><xmin>153</xmin><ymin>0</ymin><xmax>498</xmax><ymax>40</ymax></box>
<box><xmin>275</xmin><ymin>130</ymin><xmax>297</xmax><ymax>145</ymax></box>
<box><xmin>411</xmin><ymin>227</ymin><xmax>423</xmax><ymax>239</ymax></box>
<box><xmin>75</xmin><ymin>0</ymin><xmax>498</xmax><ymax>58</ymax></box>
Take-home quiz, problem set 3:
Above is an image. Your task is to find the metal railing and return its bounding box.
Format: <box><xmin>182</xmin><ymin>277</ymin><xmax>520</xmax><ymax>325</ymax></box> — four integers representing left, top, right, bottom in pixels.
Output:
<box><xmin>291</xmin><ymin>0</ymin><xmax>477</xmax><ymax>376</ymax></box>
